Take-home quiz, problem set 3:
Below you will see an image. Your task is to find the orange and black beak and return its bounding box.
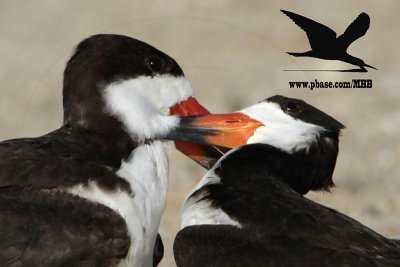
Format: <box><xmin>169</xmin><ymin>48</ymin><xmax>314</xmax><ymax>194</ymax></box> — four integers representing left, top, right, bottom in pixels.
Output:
<box><xmin>170</xmin><ymin>97</ymin><xmax>264</xmax><ymax>169</ymax></box>
<box><xmin>170</xmin><ymin>97</ymin><xmax>225</xmax><ymax>169</ymax></box>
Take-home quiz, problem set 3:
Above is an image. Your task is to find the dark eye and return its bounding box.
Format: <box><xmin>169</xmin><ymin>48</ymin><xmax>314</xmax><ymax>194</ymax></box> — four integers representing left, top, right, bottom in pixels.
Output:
<box><xmin>285</xmin><ymin>101</ymin><xmax>298</xmax><ymax>112</ymax></box>
<box><xmin>146</xmin><ymin>57</ymin><xmax>164</xmax><ymax>73</ymax></box>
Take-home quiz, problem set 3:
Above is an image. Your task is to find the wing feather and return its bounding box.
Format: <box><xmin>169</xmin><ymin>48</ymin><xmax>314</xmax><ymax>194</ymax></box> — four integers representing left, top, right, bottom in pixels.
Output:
<box><xmin>0</xmin><ymin>187</ymin><xmax>130</xmax><ymax>266</ymax></box>
<box><xmin>337</xmin><ymin>13</ymin><xmax>370</xmax><ymax>50</ymax></box>
<box><xmin>282</xmin><ymin>10</ymin><xmax>337</xmax><ymax>51</ymax></box>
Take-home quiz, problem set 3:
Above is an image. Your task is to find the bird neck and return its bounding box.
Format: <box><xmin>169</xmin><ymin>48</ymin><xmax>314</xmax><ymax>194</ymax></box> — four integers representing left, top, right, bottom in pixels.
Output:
<box><xmin>56</xmin><ymin>125</ymin><xmax>136</xmax><ymax>168</ymax></box>
<box><xmin>215</xmin><ymin>140</ymin><xmax>338</xmax><ymax>195</ymax></box>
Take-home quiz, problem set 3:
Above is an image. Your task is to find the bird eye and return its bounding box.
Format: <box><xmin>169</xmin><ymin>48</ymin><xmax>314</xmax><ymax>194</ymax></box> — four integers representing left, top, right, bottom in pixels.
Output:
<box><xmin>146</xmin><ymin>57</ymin><xmax>165</xmax><ymax>73</ymax></box>
<box><xmin>286</xmin><ymin>101</ymin><xmax>298</xmax><ymax>112</ymax></box>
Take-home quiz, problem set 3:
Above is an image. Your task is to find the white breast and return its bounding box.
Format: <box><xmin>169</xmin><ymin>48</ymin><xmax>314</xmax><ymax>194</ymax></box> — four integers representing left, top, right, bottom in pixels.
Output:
<box><xmin>67</xmin><ymin>141</ymin><xmax>173</xmax><ymax>267</ymax></box>
<box><xmin>180</xmin><ymin>168</ymin><xmax>242</xmax><ymax>229</ymax></box>
<box><xmin>181</xmin><ymin>196</ymin><xmax>242</xmax><ymax>229</ymax></box>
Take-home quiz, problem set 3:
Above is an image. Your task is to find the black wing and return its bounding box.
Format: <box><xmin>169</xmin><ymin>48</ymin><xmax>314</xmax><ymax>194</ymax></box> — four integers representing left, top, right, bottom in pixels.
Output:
<box><xmin>337</xmin><ymin>13</ymin><xmax>370</xmax><ymax>50</ymax></box>
<box><xmin>183</xmin><ymin>182</ymin><xmax>400</xmax><ymax>266</ymax></box>
<box><xmin>281</xmin><ymin>9</ymin><xmax>337</xmax><ymax>51</ymax></box>
<box><xmin>174</xmin><ymin>225</ymin><xmax>270</xmax><ymax>267</ymax></box>
<box><xmin>0</xmin><ymin>127</ymin><xmax>132</xmax><ymax>193</ymax></box>
<box><xmin>174</xmin><ymin>225</ymin><xmax>390</xmax><ymax>267</ymax></box>
<box><xmin>216</xmin><ymin>185</ymin><xmax>400</xmax><ymax>261</ymax></box>
<box><xmin>206</xmin><ymin>144</ymin><xmax>400</xmax><ymax>260</ymax></box>
<box><xmin>0</xmin><ymin>187</ymin><xmax>130</xmax><ymax>267</ymax></box>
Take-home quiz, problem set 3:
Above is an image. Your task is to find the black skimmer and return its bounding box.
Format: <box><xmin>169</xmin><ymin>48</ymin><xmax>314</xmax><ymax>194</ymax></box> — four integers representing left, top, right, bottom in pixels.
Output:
<box><xmin>174</xmin><ymin>144</ymin><xmax>400</xmax><ymax>267</ymax></box>
<box><xmin>169</xmin><ymin>95</ymin><xmax>345</xmax><ymax>194</ymax></box>
<box><xmin>282</xmin><ymin>10</ymin><xmax>377</xmax><ymax>72</ymax></box>
<box><xmin>172</xmin><ymin>98</ymin><xmax>400</xmax><ymax>267</ymax></box>
<box><xmin>0</xmin><ymin>34</ymin><xmax>233</xmax><ymax>267</ymax></box>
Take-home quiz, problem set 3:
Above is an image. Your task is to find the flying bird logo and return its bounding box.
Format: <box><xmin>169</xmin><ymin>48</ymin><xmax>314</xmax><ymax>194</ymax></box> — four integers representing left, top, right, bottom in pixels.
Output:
<box><xmin>282</xmin><ymin>10</ymin><xmax>377</xmax><ymax>72</ymax></box>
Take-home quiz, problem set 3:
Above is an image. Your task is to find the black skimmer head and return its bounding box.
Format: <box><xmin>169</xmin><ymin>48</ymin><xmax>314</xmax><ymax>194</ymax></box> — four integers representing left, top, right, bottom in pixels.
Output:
<box><xmin>174</xmin><ymin>142</ymin><xmax>400</xmax><ymax>267</ymax></box>
<box><xmin>168</xmin><ymin>95</ymin><xmax>345</xmax><ymax>194</ymax></box>
<box><xmin>0</xmin><ymin>34</ymin><xmax>224</xmax><ymax>267</ymax></box>
<box><xmin>62</xmin><ymin>34</ymin><xmax>210</xmax><ymax>142</ymax></box>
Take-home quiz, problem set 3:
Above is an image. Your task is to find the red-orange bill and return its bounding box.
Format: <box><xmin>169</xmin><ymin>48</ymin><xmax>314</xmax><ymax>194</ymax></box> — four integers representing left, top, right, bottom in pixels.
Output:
<box><xmin>170</xmin><ymin>96</ymin><xmax>210</xmax><ymax>117</ymax></box>
<box><xmin>167</xmin><ymin>113</ymin><xmax>264</xmax><ymax>148</ymax></box>
<box><xmin>170</xmin><ymin>97</ymin><xmax>228</xmax><ymax>169</ymax></box>
<box><xmin>169</xmin><ymin>98</ymin><xmax>264</xmax><ymax>169</ymax></box>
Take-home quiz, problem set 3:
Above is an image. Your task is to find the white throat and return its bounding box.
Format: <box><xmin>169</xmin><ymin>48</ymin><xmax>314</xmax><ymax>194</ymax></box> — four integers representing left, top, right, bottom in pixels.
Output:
<box><xmin>116</xmin><ymin>141</ymin><xmax>173</xmax><ymax>267</ymax></box>
<box><xmin>103</xmin><ymin>75</ymin><xmax>194</xmax><ymax>142</ymax></box>
<box><xmin>67</xmin><ymin>141</ymin><xmax>174</xmax><ymax>267</ymax></box>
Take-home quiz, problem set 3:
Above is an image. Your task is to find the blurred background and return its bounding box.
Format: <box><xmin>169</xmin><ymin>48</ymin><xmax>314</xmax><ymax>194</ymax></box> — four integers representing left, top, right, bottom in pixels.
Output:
<box><xmin>0</xmin><ymin>1</ymin><xmax>399</xmax><ymax>266</ymax></box>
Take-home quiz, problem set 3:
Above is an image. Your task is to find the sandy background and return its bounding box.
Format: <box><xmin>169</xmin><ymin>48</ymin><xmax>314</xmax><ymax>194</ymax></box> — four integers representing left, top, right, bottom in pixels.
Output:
<box><xmin>1</xmin><ymin>1</ymin><xmax>399</xmax><ymax>266</ymax></box>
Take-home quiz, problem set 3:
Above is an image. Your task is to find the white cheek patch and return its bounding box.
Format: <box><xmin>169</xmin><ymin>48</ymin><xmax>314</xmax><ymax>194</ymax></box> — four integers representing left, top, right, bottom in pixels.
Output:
<box><xmin>102</xmin><ymin>75</ymin><xmax>194</xmax><ymax>142</ymax></box>
<box><xmin>240</xmin><ymin>102</ymin><xmax>325</xmax><ymax>153</ymax></box>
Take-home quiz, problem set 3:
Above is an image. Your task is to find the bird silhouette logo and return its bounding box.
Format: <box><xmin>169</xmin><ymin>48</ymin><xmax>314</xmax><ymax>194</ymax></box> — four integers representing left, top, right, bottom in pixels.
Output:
<box><xmin>282</xmin><ymin>10</ymin><xmax>377</xmax><ymax>72</ymax></box>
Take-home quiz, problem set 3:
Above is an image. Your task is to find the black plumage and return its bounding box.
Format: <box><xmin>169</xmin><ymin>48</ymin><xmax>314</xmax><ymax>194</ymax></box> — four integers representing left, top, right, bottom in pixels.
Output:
<box><xmin>0</xmin><ymin>187</ymin><xmax>129</xmax><ymax>267</ymax></box>
<box><xmin>174</xmin><ymin>144</ymin><xmax>400</xmax><ymax>267</ymax></box>
<box><xmin>0</xmin><ymin>128</ymin><xmax>134</xmax><ymax>192</ymax></box>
